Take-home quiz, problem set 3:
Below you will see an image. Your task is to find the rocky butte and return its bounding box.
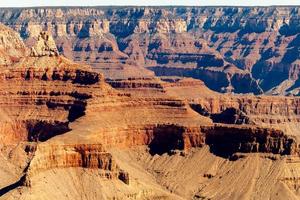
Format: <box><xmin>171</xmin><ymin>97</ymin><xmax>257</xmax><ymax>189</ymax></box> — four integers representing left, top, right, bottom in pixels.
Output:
<box><xmin>0</xmin><ymin>6</ymin><xmax>300</xmax><ymax>200</ymax></box>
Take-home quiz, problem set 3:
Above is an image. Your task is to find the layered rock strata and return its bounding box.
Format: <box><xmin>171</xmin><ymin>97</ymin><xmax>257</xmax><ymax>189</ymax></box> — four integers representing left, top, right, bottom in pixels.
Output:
<box><xmin>0</xmin><ymin>30</ymin><xmax>133</xmax><ymax>191</ymax></box>
<box><xmin>1</xmin><ymin>18</ymin><xmax>300</xmax><ymax>199</ymax></box>
<box><xmin>4</xmin><ymin>7</ymin><xmax>300</xmax><ymax>94</ymax></box>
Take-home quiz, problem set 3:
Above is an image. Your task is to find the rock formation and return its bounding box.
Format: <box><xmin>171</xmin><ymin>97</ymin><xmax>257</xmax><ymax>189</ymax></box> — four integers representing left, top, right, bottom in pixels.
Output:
<box><xmin>30</xmin><ymin>31</ymin><xmax>59</xmax><ymax>57</ymax></box>
<box><xmin>0</xmin><ymin>24</ymin><xmax>212</xmax><ymax>199</ymax></box>
<box><xmin>1</xmin><ymin>8</ymin><xmax>300</xmax><ymax>200</ymax></box>
<box><xmin>0</xmin><ymin>23</ymin><xmax>27</xmax><ymax>65</ymax></box>
<box><xmin>4</xmin><ymin>7</ymin><xmax>300</xmax><ymax>94</ymax></box>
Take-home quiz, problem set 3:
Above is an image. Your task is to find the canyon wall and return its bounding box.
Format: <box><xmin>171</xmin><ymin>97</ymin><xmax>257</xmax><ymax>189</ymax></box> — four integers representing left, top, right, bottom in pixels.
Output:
<box><xmin>1</xmin><ymin>10</ymin><xmax>300</xmax><ymax>199</ymax></box>
<box><xmin>2</xmin><ymin>7</ymin><xmax>300</xmax><ymax>94</ymax></box>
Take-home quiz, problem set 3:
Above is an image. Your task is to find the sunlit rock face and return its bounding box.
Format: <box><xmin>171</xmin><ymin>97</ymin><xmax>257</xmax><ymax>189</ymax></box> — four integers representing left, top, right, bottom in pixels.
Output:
<box><xmin>30</xmin><ymin>31</ymin><xmax>59</xmax><ymax>57</ymax></box>
<box><xmin>3</xmin><ymin>8</ymin><xmax>300</xmax><ymax>200</ymax></box>
<box><xmin>0</xmin><ymin>23</ymin><xmax>27</xmax><ymax>65</ymax></box>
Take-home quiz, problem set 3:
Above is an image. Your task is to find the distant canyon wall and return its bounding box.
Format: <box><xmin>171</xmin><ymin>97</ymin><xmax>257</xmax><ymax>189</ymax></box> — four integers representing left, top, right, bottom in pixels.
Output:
<box><xmin>2</xmin><ymin>7</ymin><xmax>300</xmax><ymax>95</ymax></box>
<box><xmin>1</xmin><ymin>7</ymin><xmax>299</xmax><ymax>37</ymax></box>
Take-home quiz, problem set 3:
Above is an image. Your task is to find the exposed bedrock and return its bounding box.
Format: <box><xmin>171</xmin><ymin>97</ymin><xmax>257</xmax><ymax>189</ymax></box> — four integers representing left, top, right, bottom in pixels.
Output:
<box><xmin>106</xmin><ymin>77</ymin><xmax>164</xmax><ymax>89</ymax></box>
<box><xmin>15</xmin><ymin>122</ymin><xmax>297</xmax><ymax>192</ymax></box>
<box><xmin>5</xmin><ymin>61</ymin><xmax>100</xmax><ymax>85</ymax></box>
<box><xmin>1</xmin><ymin>7</ymin><xmax>297</xmax><ymax>38</ymax></box>
<box><xmin>191</xmin><ymin>95</ymin><xmax>300</xmax><ymax>127</ymax></box>
<box><xmin>149</xmin><ymin>65</ymin><xmax>262</xmax><ymax>94</ymax></box>
<box><xmin>0</xmin><ymin>120</ymin><xmax>70</xmax><ymax>144</ymax></box>
<box><xmin>0</xmin><ymin>33</ymin><xmax>110</xmax><ymax>145</ymax></box>
<box><xmin>5</xmin><ymin>7</ymin><xmax>300</xmax><ymax>94</ymax></box>
<box><xmin>203</xmin><ymin>125</ymin><xmax>298</xmax><ymax>158</ymax></box>
<box><xmin>190</xmin><ymin>105</ymin><xmax>251</xmax><ymax>125</ymax></box>
<box><xmin>23</xmin><ymin>144</ymin><xmax>130</xmax><ymax>186</ymax></box>
<box><xmin>0</xmin><ymin>23</ymin><xmax>27</xmax><ymax>65</ymax></box>
<box><xmin>75</xmin><ymin>123</ymin><xmax>298</xmax><ymax>157</ymax></box>
<box><xmin>0</xmin><ymin>29</ymin><xmax>134</xmax><ymax>193</ymax></box>
<box><xmin>1</xmin><ymin>18</ymin><xmax>300</xmax><ymax>199</ymax></box>
<box><xmin>148</xmin><ymin>125</ymin><xmax>204</xmax><ymax>155</ymax></box>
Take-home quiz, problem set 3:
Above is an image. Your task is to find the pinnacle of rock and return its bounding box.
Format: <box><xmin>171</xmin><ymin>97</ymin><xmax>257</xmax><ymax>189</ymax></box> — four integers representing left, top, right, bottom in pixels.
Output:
<box><xmin>30</xmin><ymin>31</ymin><xmax>59</xmax><ymax>57</ymax></box>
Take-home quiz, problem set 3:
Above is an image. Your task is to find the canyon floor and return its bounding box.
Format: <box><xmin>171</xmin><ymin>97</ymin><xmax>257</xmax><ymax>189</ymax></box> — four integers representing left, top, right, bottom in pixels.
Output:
<box><xmin>1</xmin><ymin>6</ymin><xmax>300</xmax><ymax>200</ymax></box>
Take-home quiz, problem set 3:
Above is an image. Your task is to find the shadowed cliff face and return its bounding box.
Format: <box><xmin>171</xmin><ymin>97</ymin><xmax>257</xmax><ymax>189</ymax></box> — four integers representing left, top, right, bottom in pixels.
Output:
<box><xmin>4</xmin><ymin>7</ymin><xmax>300</xmax><ymax>94</ymax></box>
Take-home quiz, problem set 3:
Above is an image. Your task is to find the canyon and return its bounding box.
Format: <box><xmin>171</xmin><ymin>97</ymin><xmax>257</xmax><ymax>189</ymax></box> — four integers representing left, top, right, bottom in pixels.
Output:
<box><xmin>0</xmin><ymin>6</ymin><xmax>300</xmax><ymax>200</ymax></box>
<box><xmin>3</xmin><ymin>7</ymin><xmax>300</xmax><ymax>94</ymax></box>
